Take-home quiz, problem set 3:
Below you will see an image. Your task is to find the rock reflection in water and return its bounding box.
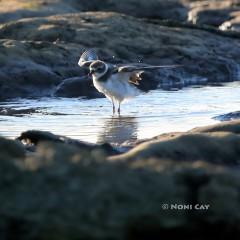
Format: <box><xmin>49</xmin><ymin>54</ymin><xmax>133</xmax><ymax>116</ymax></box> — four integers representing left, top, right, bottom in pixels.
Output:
<box><xmin>97</xmin><ymin>116</ymin><xmax>137</xmax><ymax>145</ymax></box>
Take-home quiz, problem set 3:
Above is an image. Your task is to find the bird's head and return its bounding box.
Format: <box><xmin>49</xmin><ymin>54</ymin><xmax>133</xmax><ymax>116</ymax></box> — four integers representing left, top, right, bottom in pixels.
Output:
<box><xmin>89</xmin><ymin>60</ymin><xmax>107</xmax><ymax>78</ymax></box>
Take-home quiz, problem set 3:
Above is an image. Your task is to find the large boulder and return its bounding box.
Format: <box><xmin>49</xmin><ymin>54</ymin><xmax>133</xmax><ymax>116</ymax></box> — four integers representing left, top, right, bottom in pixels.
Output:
<box><xmin>0</xmin><ymin>38</ymin><xmax>88</xmax><ymax>98</ymax></box>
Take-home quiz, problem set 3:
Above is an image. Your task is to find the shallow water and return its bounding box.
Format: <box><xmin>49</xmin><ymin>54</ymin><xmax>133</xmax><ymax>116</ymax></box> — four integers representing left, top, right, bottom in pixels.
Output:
<box><xmin>0</xmin><ymin>82</ymin><xmax>240</xmax><ymax>145</ymax></box>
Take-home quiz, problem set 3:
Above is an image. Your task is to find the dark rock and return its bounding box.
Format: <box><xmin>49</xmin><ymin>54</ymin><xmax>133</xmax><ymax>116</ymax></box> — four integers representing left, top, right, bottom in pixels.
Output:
<box><xmin>17</xmin><ymin>130</ymin><xmax>119</xmax><ymax>156</ymax></box>
<box><xmin>0</xmin><ymin>137</ymin><xmax>25</xmax><ymax>159</ymax></box>
<box><xmin>0</xmin><ymin>107</ymin><xmax>42</xmax><ymax>116</ymax></box>
<box><xmin>85</xmin><ymin>0</ymin><xmax>188</xmax><ymax>22</ymax></box>
<box><xmin>195</xmin><ymin>57</ymin><xmax>240</xmax><ymax>82</ymax></box>
<box><xmin>54</xmin><ymin>76</ymin><xmax>103</xmax><ymax>98</ymax></box>
<box><xmin>0</xmin><ymin>38</ymin><xmax>81</xmax><ymax>99</ymax></box>
<box><xmin>213</xmin><ymin>111</ymin><xmax>240</xmax><ymax>121</ymax></box>
<box><xmin>17</xmin><ymin>130</ymin><xmax>63</xmax><ymax>145</ymax></box>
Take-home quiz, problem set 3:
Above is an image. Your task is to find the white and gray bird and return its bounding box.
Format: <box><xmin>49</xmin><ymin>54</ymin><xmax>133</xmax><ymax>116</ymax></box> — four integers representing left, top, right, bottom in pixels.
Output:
<box><xmin>78</xmin><ymin>49</ymin><xmax>180</xmax><ymax>114</ymax></box>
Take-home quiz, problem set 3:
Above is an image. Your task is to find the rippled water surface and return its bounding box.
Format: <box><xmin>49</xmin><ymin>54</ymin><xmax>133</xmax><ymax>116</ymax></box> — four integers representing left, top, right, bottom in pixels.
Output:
<box><xmin>1</xmin><ymin>82</ymin><xmax>240</xmax><ymax>144</ymax></box>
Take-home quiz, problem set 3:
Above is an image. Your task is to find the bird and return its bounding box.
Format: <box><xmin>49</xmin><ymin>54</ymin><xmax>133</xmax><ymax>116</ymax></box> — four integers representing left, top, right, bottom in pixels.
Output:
<box><xmin>78</xmin><ymin>49</ymin><xmax>181</xmax><ymax>114</ymax></box>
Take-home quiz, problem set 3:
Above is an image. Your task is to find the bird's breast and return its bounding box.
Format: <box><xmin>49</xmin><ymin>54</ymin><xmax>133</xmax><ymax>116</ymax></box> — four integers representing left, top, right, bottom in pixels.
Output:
<box><xmin>93</xmin><ymin>75</ymin><xmax>140</xmax><ymax>102</ymax></box>
<box><xmin>93</xmin><ymin>77</ymin><xmax>106</xmax><ymax>94</ymax></box>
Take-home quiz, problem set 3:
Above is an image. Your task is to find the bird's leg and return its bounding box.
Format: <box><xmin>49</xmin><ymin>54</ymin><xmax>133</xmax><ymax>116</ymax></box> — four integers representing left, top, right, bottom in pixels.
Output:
<box><xmin>117</xmin><ymin>102</ymin><xmax>121</xmax><ymax>115</ymax></box>
<box><xmin>111</xmin><ymin>99</ymin><xmax>115</xmax><ymax>114</ymax></box>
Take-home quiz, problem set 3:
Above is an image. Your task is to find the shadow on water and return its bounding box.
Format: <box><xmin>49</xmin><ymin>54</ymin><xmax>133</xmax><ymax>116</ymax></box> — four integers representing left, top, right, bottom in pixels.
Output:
<box><xmin>97</xmin><ymin>116</ymin><xmax>138</xmax><ymax>145</ymax></box>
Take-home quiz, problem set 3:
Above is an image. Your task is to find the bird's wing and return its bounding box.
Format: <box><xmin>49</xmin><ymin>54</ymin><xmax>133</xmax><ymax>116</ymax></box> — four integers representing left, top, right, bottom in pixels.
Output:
<box><xmin>78</xmin><ymin>49</ymin><xmax>99</xmax><ymax>67</ymax></box>
<box><xmin>117</xmin><ymin>64</ymin><xmax>182</xmax><ymax>72</ymax></box>
<box><xmin>114</xmin><ymin>64</ymin><xmax>182</xmax><ymax>86</ymax></box>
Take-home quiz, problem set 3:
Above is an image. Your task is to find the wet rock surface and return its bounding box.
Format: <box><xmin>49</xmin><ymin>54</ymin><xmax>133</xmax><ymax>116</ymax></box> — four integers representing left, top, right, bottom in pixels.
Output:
<box><xmin>1</xmin><ymin>121</ymin><xmax>240</xmax><ymax>239</ymax></box>
<box><xmin>214</xmin><ymin>111</ymin><xmax>240</xmax><ymax>121</ymax></box>
<box><xmin>0</xmin><ymin>107</ymin><xmax>42</xmax><ymax>116</ymax></box>
<box><xmin>0</xmin><ymin>106</ymin><xmax>71</xmax><ymax>117</ymax></box>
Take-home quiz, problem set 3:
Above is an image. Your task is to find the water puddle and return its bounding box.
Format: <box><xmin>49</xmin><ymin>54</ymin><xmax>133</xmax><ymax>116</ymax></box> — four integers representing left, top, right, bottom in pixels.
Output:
<box><xmin>0</xmin><ymin>82</ymin><xmax>240</xmax><ymax>144</ymax></box>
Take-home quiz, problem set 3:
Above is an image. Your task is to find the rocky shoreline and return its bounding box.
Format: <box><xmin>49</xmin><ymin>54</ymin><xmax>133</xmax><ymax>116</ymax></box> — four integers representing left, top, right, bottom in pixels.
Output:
<box><xmin>1</xmin><ymin>120</ymin><xmax>240</xmax><ymax>239</ymax></box>
<box><xmin>1</xmin><ymin>1</ymin><xmax>240</xmax><ymax>239</ymax></box>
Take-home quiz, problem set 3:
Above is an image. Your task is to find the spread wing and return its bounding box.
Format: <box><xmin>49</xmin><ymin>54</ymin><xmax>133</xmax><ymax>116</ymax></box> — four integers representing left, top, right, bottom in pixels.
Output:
<box><xmin>114</xmin><ymin>64</ymin><xmax>182</xmax><ymax>86</ymax></box>
<box><xmin>117</xmin><ymin>64</ymin><xmax>182</xmax><ymax>72</ymax></box>
<box><xmin>78</xmin><ymin>49</ymin><xmax>99</xmax><ymax>67</ymax></box>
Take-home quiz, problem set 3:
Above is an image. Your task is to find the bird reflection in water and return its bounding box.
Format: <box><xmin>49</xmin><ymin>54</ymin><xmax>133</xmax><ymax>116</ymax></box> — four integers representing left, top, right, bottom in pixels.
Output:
<box><xmin>97</xmin><ymin>116</ymin><xmax>138</xmax><ymax>145</ymax></box>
